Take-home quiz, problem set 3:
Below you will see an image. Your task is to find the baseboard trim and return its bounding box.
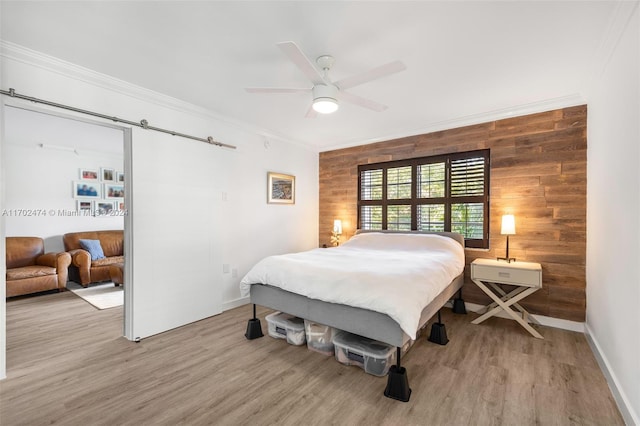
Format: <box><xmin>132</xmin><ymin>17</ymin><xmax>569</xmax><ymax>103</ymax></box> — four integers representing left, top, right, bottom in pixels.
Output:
<box><xmin>227</xmin><ymin>299</ymin><xmax>585</xmax><ymax>332</ymax></box>
<box><xmin>448</xmin><ymin>301</ymin><xmax>585</xmax><ymax>333</ymax></box>
<box><xmin>228</xmin><ymin>298</ymin><xmax>585</xmax><ymax>332</ymax></box>
<box><xmin>584</xmin><ymin>323</ymin><xmax>639</xmax><ymax>426</ymax></box>
<box><xmin>222</xmin><ymin>296</ymin><xmax>250</xmax><ymax>312</ymax></box>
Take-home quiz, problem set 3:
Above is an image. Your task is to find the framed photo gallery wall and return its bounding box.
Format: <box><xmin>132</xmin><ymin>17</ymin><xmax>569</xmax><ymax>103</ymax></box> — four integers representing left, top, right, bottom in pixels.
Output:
<box><xmin>74</xmin><ymin>167</ymin><xmax>124</xmax><ymax>215</ymax></box>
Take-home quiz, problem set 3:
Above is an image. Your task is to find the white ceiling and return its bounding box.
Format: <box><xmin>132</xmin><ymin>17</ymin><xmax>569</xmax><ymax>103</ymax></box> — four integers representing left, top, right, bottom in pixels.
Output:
<box><xmin>0</xmin><ymin>1</ymin><xmax>619</xmax><ymax>152</ymax></box>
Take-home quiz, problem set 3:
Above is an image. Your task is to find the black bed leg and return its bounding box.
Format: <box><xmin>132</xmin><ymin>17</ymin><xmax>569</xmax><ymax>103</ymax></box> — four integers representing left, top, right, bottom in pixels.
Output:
<box><xmin>384</xmin><ymin>347</ymin><xmax>412</xmax><ymax>402</ymax></box>
<box><xmin>427</xmin><ymin>310</ymin><xmax>449</xmax><ymax>345</ymax></box>
<box><xmin>452</xmin><ymin>288</ymin><xmax>467</xmax><ymax>314</ymax></box>
<box><xmin>244</xmin><ymin>304</ymin><xmax>264</xmax><ymax>340</ymax></box>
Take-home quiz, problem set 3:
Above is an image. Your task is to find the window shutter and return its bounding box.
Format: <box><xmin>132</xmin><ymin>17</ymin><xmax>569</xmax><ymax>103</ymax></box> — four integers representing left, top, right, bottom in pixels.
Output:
<box><xmin>357</xmin><ymin>150</ymin><xmax>489</xmax><ymax>248</ymax></box>
<box><xmin>360</xmin><ymin>169</ymin><xmax>383</xmax><ymax>200</ymax></box>
<box><xmin>451</xmin><ymin>156</ymin><xmax>485</xmax><ymax>197</ymax></box>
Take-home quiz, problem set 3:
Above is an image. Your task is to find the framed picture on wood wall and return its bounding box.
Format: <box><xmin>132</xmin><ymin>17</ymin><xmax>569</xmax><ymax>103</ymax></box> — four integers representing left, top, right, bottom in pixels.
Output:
<box><xmin>267</xmin><ymin>172</ymin><xmax>295</xmax><ymax>204</ymax></box>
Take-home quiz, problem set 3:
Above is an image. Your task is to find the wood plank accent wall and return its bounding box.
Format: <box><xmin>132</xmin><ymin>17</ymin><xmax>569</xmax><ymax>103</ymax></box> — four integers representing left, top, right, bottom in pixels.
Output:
<box><xmin>318</xmin><ymin>106</ymin><xmax>587</xmax><ymax>322</ymax></box>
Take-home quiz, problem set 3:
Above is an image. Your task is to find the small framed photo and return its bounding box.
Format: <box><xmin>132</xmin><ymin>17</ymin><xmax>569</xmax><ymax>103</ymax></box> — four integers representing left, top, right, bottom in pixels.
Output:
<box><xmin>267</xmin><ymin>172</ymin><xmax>295</xmax><ymax>204</ymax></box>
<box><xmin>73</xmin><ymin>181</ymin><xmax>101</xmax><ymax>198</ymax></box>
<box><xmin>76</xmin><ymin>200</ymin><xmax>93</xmax><ymax>213</ymax></box>
<box><xmin>101</xmin><ymin>167</ymin><xmax>115</xmax><ymax>182</ymax></box>
<box><xmin>95</xmin><ymin>201</ymin><xmax>115</xmax><ymax>216</ymax></box>
<box><xmin>104</xmin><ymin>183</ymin><xmax>124</xmax><ymax>199</ymax></box>
<box><xmin>116</xmin><ymin>171</ymin><xmax>124</xmax><ymax>183</ymax></box>
<box><xmin>79</xmin><ymin>168</ymin><xmax>99</xmax><ymax>181</ymax></box>
<box><xmin>115</xmin><ymin>200</ymin><xmax>126</xmax><ymax>211</ymax></box>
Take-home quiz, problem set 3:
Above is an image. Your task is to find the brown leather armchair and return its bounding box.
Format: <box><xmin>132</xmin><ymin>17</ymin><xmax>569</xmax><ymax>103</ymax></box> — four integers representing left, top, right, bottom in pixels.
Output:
<box><xmin>6</xmin><ymin>237</ymin><xmax>71</xmax><ymax>297</ymax></box>
<box><xmin>63</xmin><ymin>230</ymin><xmax>124</xmax><ymax>287</ymax></box>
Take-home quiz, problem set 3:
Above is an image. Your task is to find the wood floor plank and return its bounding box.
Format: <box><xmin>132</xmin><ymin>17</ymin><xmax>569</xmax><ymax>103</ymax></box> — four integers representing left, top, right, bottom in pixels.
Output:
<box><xmin>0</xmin><ymin>291</ymin><xmax>624</xmax><ymax>425</ymax></box>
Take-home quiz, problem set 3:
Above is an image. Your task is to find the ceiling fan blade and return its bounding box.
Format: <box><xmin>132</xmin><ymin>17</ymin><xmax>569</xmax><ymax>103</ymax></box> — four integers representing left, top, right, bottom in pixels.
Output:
<box><xmin>335</xmin><ymin>60</ymin><xmax>407</xmax><ymax>90</ymax></box>
<box><xmin>304</xmin><ymin>104</ymin><xmax>318</xmax><ymax>119</ymax></box>
<box><xmin>277</xmin><ymin>41</ymin><xmax>327</xmax><ymax>85</ymax></box>
<box><xmin>245</xmin><ymin>87</ymin><xmax>310</xmax><ymax>94</ymax></box>
<box><xmin>340</xmin><ymin>91</ymin><xmax>388</xmax><ymax>112</ymax></box>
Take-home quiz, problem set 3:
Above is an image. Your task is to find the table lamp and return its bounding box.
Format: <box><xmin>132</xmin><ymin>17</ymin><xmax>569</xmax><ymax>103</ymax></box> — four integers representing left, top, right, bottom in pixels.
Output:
<box><xmin>498</xmin><ymin>214</ymin><xmax>516</xmax><ymax>262</ymax></box>
<box><xmin>331</xmin><ymin>219</ymin><xmax>342</xmax><ymax>246</ymax></box>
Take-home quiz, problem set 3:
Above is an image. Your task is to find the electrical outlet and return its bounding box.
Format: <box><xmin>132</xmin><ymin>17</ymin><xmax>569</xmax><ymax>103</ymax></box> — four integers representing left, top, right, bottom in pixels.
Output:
<box><xmin>222</xmin><ymin>264</ymin><xmax>230</xmax><ymax>273</ymax></box>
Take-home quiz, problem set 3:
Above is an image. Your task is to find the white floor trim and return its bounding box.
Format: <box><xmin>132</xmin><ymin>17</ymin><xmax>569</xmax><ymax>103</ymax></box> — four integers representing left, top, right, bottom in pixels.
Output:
<box><xmin>445</xmin><ymin>301</ymin><xmax>586</xmax><ymax>333</ymax></box>
<box><xmin>229</xmin><ymin>298</ymin><xmax>585</xmax><ymax>333</ymax></box>
<box><xmin>222</xmin><ymin>296</ymin><xmax>250</xmax><ymax>312</ymax></box>
<box><xmin>584</xmin><ymin>323</ymin><xmax>639</xmax><ymax>426</ymax></box>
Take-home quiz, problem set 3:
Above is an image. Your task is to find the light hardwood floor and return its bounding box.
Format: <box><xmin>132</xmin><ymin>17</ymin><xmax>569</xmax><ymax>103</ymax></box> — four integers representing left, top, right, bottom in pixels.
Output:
<box><xmin>0</xmin><ymin>291</ymin><xmax>623</xmax><ymax>425</ymax></box>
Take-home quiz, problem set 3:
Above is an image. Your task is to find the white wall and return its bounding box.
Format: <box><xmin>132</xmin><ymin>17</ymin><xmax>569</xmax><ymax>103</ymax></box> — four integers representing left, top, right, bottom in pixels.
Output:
<box><xmin>586</xmin><ymin>4</ymin><xmax>639</xmax><ymax>425</ymax></box>
<box><xmin>0</xmin><ymin>91</ymin><xmax>6</xmax><ymax>379</ymax></box>
<box><xmin>4</xmin><ymin>106</ymin><xmax>124</xmax><ymax>252</ymax></box>
<box><xmin>0</xmin><ymin>43</ymin><xmax>319</xmax><ymax>376</ymax></box>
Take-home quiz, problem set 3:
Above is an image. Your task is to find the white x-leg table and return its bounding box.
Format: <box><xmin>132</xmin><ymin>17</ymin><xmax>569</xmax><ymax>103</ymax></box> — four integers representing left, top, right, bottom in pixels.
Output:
<box><xmin>470</xmin><ymin>259</ymin><xmax>543</xmax><ymax>339</ymax></box>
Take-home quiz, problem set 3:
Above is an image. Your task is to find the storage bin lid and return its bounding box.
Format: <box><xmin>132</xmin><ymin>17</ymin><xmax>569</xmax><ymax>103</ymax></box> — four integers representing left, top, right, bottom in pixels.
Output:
<box><xmin>332</xmin><ymin>331</ymin><xmax>395</xmax><ymax>357</ymax></box>
<box><xmin>265</xmin><ymin>312</ymin><xmax>305</xmax><ymax>330</ymax></box>
<box><xmin>304</xmin><ymin>319</ymin><xmax>332</xmax><ymax>333</ymax></box>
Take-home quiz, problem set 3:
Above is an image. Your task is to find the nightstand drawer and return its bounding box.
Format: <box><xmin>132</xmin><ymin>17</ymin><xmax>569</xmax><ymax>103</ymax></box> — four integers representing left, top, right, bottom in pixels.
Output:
<box><xmin>471</xmin><ymin>263</ymin><xmax>541</xmax><ymax>287</ymax></box>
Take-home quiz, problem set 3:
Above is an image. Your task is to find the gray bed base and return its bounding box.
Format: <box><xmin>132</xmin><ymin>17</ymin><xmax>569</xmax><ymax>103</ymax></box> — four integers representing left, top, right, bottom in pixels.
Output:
<box><xmin>245</xmin><ymin>230</ymin><xmax>466</xmax><ymax>402</ymax></box>
<box><xmin>250</xmin><ymin>274</ymin><xmax>463</xmax><ymax>349</ymax></box>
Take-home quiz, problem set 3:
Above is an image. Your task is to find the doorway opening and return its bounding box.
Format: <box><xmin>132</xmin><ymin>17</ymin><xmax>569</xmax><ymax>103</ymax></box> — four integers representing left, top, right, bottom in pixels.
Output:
<box><xmin>2</xmin><ymin>104</ymin><xmax>131</xmax><ymax>373</ymax></box>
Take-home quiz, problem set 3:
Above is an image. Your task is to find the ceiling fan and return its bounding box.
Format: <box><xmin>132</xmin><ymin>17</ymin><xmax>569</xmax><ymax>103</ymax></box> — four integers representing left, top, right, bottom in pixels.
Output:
<box><xmin>245</xmin><ymin>41</ymin><xmax>407</xmax><ymax>117</ymax></box>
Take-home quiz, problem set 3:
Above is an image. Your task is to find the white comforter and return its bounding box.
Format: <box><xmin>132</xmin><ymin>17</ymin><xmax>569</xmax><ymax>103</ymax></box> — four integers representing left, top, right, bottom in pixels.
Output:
<box><xmin>239</xmin><ymin>232</ymin><xmax>465</xmax><ymax>339</ymax></box>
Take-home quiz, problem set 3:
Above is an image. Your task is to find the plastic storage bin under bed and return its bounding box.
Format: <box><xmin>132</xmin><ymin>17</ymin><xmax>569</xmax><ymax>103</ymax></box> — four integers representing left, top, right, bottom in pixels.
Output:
<box><xmin>265</xmin><ymin>311</ymin><xmax>306</xmax><ymax>345</ymax></box>
<box><xmin>332</xmin><ymin>331</ymin><xmax>396</xmax><ymax>376</ymax></box>
<box><xmin>304</xmin><ymin>320</ymin><xmax>335</xmax><ymax>355</ymax></box>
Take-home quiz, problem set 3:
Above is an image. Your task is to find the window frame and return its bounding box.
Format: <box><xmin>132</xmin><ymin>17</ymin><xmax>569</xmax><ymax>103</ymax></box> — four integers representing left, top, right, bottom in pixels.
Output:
<box><xmin>357</xmin><ymin>149</ymin><xmax>490</xmax><ymax>248</ymax></box>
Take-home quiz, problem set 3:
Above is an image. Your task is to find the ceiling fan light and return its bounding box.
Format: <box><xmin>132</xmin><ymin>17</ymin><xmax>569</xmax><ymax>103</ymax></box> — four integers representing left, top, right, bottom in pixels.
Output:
<box><xmin>313</xmin><ymin>97</ymin><xmax>339</xmax><ymax>114</ymax></box>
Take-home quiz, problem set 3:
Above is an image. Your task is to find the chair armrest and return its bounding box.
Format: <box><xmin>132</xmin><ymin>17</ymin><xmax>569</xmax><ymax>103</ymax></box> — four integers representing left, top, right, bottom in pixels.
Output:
<box><xmin>67</xmin><ymin>249</ymin><xmax>91</xmax><ymax>286</ymax></box>
<box><xmin>67</xmin><ymin>249</ymin><xmax>90</xmax><ymax>267</ymax></box>
<box><xmin>37</xmin><ymin>252</ymin><xmax>71</xmax><ymax>269</ymax></box>
<box><xmin>37</xmin><ymin>252</ymin><xmax>72</xmax><ymax>290</ymax></box>
<box><xmin>56</xmin><ymin>252</ymin><xmax>72</xmax><ymax>269</ymax></box>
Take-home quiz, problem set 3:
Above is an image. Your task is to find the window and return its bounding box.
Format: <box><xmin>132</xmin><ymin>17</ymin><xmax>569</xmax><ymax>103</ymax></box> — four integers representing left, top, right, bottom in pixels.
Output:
<box><xmin>358</xmin><ymin>149</ymin><xmax>490</xmax><ymax>248</ymax></box>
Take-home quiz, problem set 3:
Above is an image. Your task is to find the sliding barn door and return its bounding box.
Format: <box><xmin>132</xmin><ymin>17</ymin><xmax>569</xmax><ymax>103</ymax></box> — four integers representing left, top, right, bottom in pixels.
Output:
<box><xmin>126</xmin><ymin>129</ymin><xmax>223</xmax><ymax>340</ymax></box>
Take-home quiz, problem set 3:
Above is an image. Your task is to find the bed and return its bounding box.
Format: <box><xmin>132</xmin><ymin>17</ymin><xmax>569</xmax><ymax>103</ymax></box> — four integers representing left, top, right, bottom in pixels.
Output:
<box><xmin>240</xmin><ymin>230</ymin><xmax>466</xmax><ymax>402</ymax></box>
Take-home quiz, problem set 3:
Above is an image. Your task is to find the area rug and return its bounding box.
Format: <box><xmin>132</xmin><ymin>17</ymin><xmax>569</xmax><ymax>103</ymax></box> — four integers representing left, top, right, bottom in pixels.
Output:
<box><xmin>67</xmin><ymin>282</ymin><xmax>123</xmax><ymax>310</ymax></box>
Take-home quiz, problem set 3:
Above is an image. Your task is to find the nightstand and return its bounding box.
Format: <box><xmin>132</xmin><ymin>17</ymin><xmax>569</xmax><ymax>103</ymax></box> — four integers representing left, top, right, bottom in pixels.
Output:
<box><xmin>470</xmin><ymin>258</ymin><xmax>543</xmax><ymax>339</ymax></box>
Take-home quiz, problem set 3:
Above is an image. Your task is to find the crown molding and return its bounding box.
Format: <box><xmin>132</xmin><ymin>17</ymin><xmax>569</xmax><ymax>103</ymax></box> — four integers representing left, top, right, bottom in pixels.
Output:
<box><xmin>0</xmin><ymin>41</ymin><xmax>213</xmax><ymax>116</ymax></box>
<box><xmin>0</xmin><ymin>41</ymin><xmax>306</xmax><ymax>150</ymax></box>
<box><xmin>0</xmin><ymin>39</ymin><xmax>603</xmax><ymax>155</ymax></box>
<box><xmin>320</xmin><ymin>93</ymin><xmax>586</xmax><ymax>152</ymax></box>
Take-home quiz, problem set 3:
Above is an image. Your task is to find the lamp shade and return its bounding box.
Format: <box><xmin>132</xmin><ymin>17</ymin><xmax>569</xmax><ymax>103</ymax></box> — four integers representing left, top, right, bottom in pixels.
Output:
<box><xmin>312</xmin><ymin>84</ymin><xmax>339</xmax><ymax>114</ymax></box>
<box><xmin>313</xmin><ymin>98</ymin><xmax>339</xmax><ymax>114</ymax></box>
<box><xmin>501</xmin><ymin>215</ymin><xmax>516</xmax><ymax>235</ymax></box>
<box><xmin>333</xmin><ymin>219</ymin><xmax>342</xmax><ymax>235</ymax></box>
